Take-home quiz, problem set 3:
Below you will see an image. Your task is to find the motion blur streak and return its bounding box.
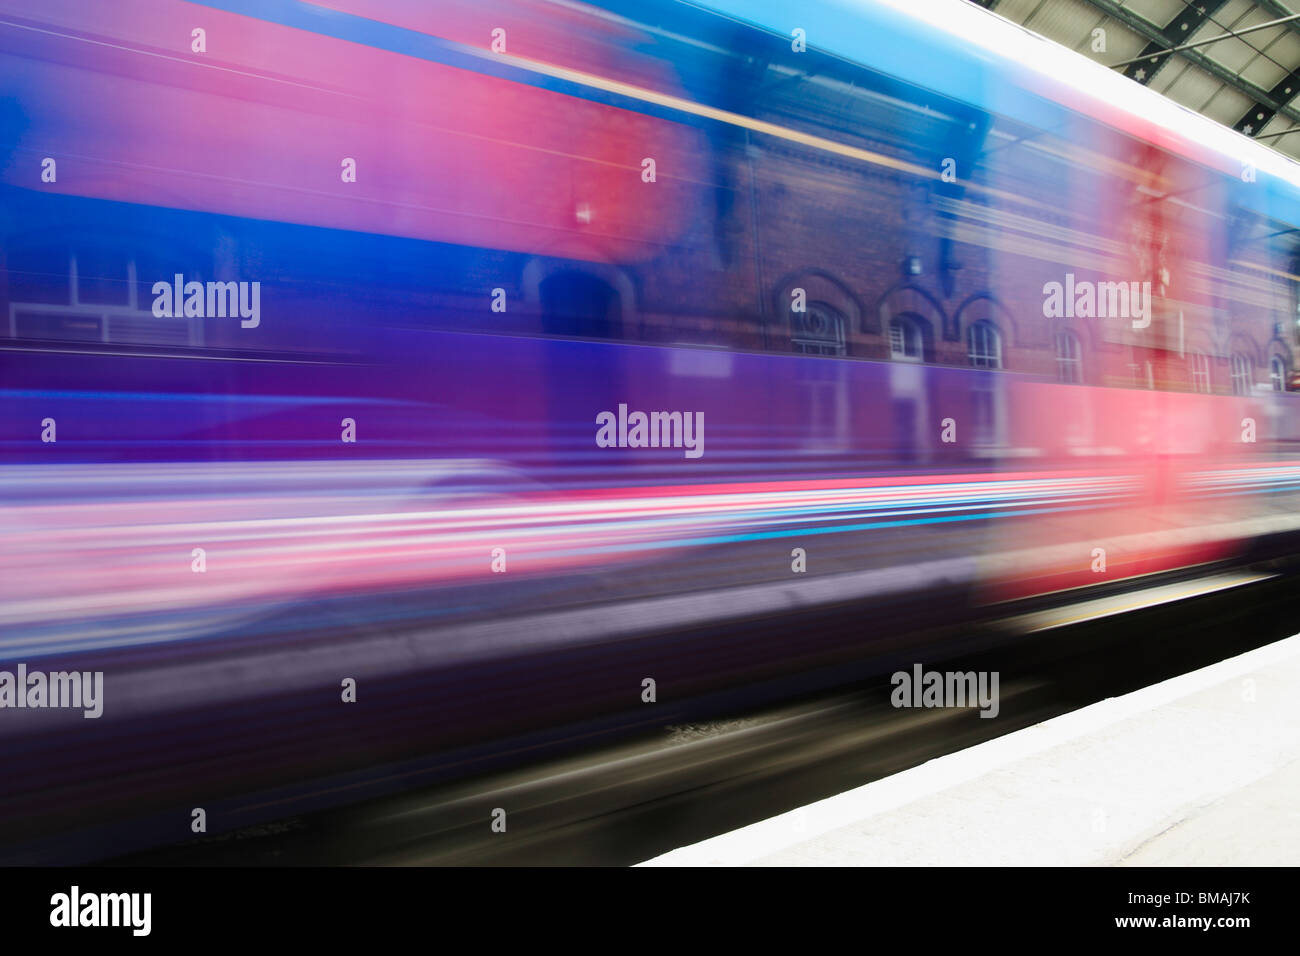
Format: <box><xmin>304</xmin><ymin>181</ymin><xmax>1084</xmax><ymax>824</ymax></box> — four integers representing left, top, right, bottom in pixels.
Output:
<box><xmin>2</xmin><ymin>458</ymin><xmax>1296</xmax><ymax>658</ymax></box>
<box><xmin>1</xmin><ymin>463</ymin><xmax>1141</xmax><ymax>653</ymax></box>
<box><xmin>3</xmin><ymin>0</ymin><xmax>1300</xmax><ymax>860</ymax></box>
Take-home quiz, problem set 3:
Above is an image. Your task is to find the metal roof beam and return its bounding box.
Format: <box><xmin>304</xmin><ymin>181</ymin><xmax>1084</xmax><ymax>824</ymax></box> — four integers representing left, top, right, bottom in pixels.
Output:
<box><xmin>1083</xmin><ymin>0</ymin><xmax>1300</xmax><ymax>131</ymax></box>
<box><xmin>1252</xmin><ymin>0</ymin><xmax>1300</xmax><ymax>42</ymax></box>
<box><xmin>1111</xmin><ymin>12</ymin><xmax>1300</xmax><ymax>70</ymax></box>
<box><xmin>1225</xmin><ymin>2</ymin><xmax>1300</xmax><ymax>136</ymax></box>
<box><xmin>1115</xmin><ymin>0</ymin><xmax>1230</xmax><ymax>85</ymax></box>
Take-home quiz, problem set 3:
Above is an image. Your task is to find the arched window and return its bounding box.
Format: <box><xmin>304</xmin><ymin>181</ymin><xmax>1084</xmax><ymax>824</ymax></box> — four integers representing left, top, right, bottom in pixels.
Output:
<box><xmin>1271</xmin><ymin>355</ymin><xmax>1287</xmax><ymax>392</ymax></box>
<box><xmin>888</xmin><ymin>314</ymin><xmax>924</xmax><ymax>362</ymax></box>
<box><xmin>1054</xmin><ymin>330</ymin><xmax>1082</xmax><ymax>383</ymax></box>
<box><xmin>791</xmin><ymin>302</ymin><xmax>846</xmax><ymax>356</ymax></box>
<box><xmin>1189</xmin><ymin>351</ymin><xmax>1212</xmax><ymax>393</ymax></box>
<box><xmin>967</xmin><ymin>320</ymin><xmax>1002</xmax><ymax>369</ymax></box>
<box><xmin>1231</xmin><ymin>353</ymin><xmax>1254</xmax><ymax>396</ymax></box>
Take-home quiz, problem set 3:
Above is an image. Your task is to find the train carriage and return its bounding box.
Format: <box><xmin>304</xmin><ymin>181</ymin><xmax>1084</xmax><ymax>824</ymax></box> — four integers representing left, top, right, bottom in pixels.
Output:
<box><xmin>2</xmin><ymin>0</ymin><xmax>1300</xmax><ymax>859</ymax></box>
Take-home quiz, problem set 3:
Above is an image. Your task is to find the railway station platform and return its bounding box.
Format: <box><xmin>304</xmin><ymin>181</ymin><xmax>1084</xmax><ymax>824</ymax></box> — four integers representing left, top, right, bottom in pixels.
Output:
<box><xmin>641</xmin><ymin>633</ymin><xmax>1300</xmax><ymax>866</ymax></box>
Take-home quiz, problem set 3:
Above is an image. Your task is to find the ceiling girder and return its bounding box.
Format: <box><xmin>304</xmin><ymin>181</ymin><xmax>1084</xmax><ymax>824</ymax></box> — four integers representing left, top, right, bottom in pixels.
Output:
<box><xmin>1121</xmin><ymin>0</ymin><xmax>1231</xmax><ymax>86</ymax></box>
<box><xmin>1081</xmin><ymin>0</ymin><xmax>1300</xmax><ymax>132</ymax></box>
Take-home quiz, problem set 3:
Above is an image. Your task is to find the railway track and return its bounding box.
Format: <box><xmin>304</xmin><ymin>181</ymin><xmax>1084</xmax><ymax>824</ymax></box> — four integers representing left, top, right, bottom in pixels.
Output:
<box><xmin>104</xmin><ymin>556</ymin><xmax>1300</xmax><ymax>866</ymax></box>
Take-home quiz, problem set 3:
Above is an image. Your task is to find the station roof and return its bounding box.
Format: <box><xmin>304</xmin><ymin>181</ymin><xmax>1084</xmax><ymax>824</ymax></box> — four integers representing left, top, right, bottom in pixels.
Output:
<box><xmin>969</xmin><ymin>0</ymin><xmax>1300</xmax><ymax>162</ymax></box>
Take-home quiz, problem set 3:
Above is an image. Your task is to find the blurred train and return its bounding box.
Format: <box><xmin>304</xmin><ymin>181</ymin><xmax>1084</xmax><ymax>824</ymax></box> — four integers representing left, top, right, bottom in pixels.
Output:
<box><xmin>3</xmin><ymin>0</ymin><xmax>1300</xmax><ymax>860</ymax></box>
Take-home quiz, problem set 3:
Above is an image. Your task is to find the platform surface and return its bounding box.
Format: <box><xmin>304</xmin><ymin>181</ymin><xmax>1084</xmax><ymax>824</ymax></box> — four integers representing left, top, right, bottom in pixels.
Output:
<box><xmin>641</xmin><ymin>633</ymin><xmax>1300</xmax><ymax>866</ymax></box>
